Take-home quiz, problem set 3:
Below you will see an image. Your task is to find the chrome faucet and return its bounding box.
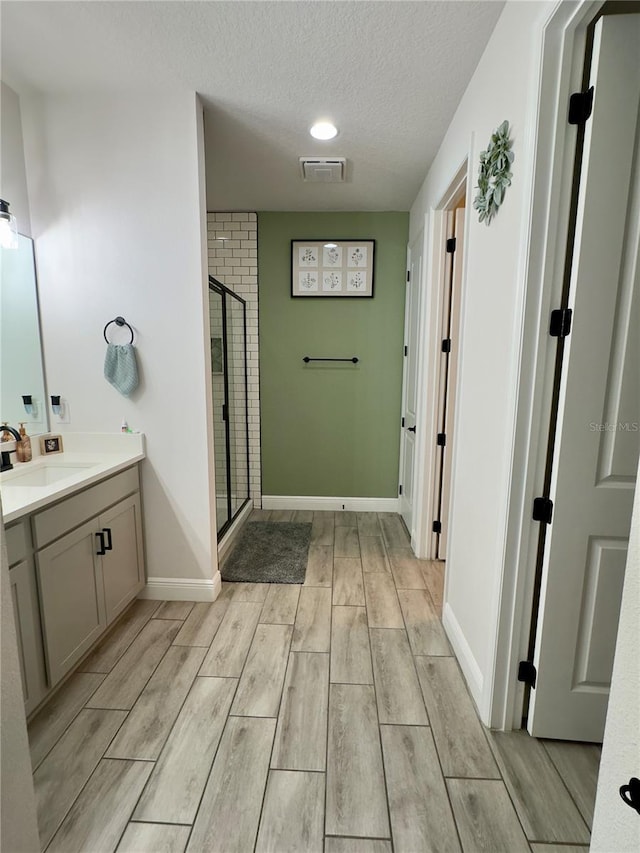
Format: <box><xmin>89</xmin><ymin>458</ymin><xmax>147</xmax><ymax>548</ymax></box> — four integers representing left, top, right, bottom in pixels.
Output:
<box><xmin>0</xmin><ymin>425</ymin><xmax>22</xmax><ymax>472</ymax></box>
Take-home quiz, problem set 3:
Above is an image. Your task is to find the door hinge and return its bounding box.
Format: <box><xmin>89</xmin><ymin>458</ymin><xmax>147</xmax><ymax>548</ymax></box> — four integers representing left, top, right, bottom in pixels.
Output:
<box><xmin>401</xmin><ymin>417</ymin><xmax>405</xmax><ymax>428</ymax></box>
<box><xmin>404</xmin><ymin>345</ymin><xmax>408</xmax><ymax>357</ymax></box>
<box><xmin>399</xmin><ymin>484</ymin><xmax>403</xmax><ymax>496</ymax></box>
<box><xmin>437</xmin><ymin>432</ymin><xmax>446</xmax><ymax>447</ymax></box>
<box><xmin>549</xmin><ymin>308</ymin><xmax>572</xmax><ymax>338</ymax></box>
<box><xmin>442</xmin><ymin>338</ymin><xmax>451</xmax><ymax>353</ymax></box>
<box><xmin>406</xmin><ymin>270</ymin><xmax>411</xmax><ymax>282</ymax></box>
<box><xmin>568</xmin><ymin>87</ymin><xmax>594</xmax><ymax>125</ymax></box>
<box><xmin>517</xmin><ymin>660</ymin><xmax>537</xmax><ymax>688</ymax></box>
<box><xmin>446</xmin><ymin>237</ymin><xmax>456</xmax><ymax>254</ymax></box>
<box><xmin>620</xmin><ymin>778</ymin><xmax>640</xmax><ymax>814</ymax></box>
<box><xmin>533</xmin><ymin>496</ymin><xmax>553</xmax><ymax>524</ymax></box>
<box><xmin>432</xmin><ymin>520</ymin><xmax>442</xmax><ymax>534</ymax></box>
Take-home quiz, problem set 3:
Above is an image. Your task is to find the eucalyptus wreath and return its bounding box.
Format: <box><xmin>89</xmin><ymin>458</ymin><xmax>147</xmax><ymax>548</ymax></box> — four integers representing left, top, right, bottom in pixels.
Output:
<box><xmin>473</xmin><ymin>120</ymin><xmax>514</xmax><ymax>225</ymax></box>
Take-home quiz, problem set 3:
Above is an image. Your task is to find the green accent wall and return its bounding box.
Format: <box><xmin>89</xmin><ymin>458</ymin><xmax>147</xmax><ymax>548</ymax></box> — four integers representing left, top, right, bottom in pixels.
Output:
<box><xmin>258</xmin><ymin>212</ymin><xmax>409</xmax><ymax>497</ymax></box>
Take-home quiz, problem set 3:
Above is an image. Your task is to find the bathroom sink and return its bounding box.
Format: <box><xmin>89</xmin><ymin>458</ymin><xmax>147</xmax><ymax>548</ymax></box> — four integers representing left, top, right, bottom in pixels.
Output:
<box><xmin>2</xmin><ymin>463</ymin><xmax>96</xmax><ymax>487</ymax></box>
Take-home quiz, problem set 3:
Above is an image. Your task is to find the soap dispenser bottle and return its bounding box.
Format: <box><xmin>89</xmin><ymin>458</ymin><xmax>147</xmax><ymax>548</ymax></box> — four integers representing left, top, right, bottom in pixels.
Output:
<box><xmin>16</xmin><ymin>422</ymin><xmax>32</xmax><ymax>462</ymax></box>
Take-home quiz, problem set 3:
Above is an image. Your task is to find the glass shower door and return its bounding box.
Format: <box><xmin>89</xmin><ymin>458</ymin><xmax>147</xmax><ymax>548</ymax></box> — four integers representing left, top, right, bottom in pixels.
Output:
<box><xmin>227</xmin><ymin>294</ymin><xmax>249</xmax><ymax>518</ymax></box>
<box><xmin>209</xmin><ymin>277</ymin><xmax>249</xmax><ymax>538</ymax></box>
<box><xmin>209</xmin><ymin>285</ymin><xmax>229</xmax><ymax>533</ymax></box>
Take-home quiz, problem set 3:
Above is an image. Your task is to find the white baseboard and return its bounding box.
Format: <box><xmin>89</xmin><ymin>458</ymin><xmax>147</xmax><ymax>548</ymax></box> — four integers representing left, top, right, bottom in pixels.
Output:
<box><xmin>262</xmin><ymin>495</ymin><xmax>400</xmax><ymax>513</ymax></box>
<box><xmin>218</xmin><ymin>499</ymin><xmax>253</xmax><ymax>564</ymax></box>
<box><xmin>139</xmin><ymin>571</ymin><xmax>222</xmax><ymax>602</ymax></box>
<box><xmin>442</xmin><ymin>601</ymin><xmax>486</xmax><ymax>720</ymax></box>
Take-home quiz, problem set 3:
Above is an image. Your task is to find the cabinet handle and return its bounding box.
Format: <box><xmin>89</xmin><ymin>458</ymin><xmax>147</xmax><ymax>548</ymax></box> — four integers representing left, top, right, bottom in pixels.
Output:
<box><xmin>95</xmin><ymin>531</ymin><xmax>106</xmax><ymax>556</ymax></box>
<box><xmin>103</xmin><ymin>528</ymin><xmax>113</xmax><ymax>551</ymax></box>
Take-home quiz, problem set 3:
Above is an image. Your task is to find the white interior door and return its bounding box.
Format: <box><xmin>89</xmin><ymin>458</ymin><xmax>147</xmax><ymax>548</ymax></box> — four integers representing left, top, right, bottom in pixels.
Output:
<box><xmin>438</xmin><ymin>207</ymin><xmax>465</xmax><ymax>559</ymax></box>
<box><xmin>431</xmin><ymin>212</ymin><xmax>454</xmax><ymax>556</ymax></box>
<box><xmin>399</xmin><ymin>231</ymin><xmax>423</xmax><ymax>534</ymax></box>
<box><xmin>528</xmin><ymin>13</ymin><xmax>640</xmax><ymax>741</ymax></box>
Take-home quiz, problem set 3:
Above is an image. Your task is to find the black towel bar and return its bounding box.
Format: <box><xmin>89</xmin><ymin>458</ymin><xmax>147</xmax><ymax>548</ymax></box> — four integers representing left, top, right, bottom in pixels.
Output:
<box><xmin>303</xmin><ymin>356</ymin><xmax>359</xmax><ymax>363</ymax></box>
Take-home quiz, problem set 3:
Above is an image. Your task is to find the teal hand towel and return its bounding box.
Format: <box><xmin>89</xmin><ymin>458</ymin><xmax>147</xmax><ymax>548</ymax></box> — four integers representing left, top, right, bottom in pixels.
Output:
<box><xmin>104</xmin><ymin>344</ymin><xmax>139</xmax><ymax>397</ymax></box>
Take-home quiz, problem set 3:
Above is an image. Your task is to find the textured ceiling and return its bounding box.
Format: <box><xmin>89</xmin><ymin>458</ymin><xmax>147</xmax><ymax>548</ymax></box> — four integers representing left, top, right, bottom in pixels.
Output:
<box><xmin>2</xmin><ymin>1</ymin><xmax>504</xmax><ymax>211</ymax></box>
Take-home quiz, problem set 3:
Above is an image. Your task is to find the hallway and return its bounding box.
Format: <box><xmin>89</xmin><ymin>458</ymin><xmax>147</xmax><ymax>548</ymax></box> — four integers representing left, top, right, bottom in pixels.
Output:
<box><xmin>29</xmin><ymin>512</ymin><xmax>598</xmax><ymax>852</ymax></box>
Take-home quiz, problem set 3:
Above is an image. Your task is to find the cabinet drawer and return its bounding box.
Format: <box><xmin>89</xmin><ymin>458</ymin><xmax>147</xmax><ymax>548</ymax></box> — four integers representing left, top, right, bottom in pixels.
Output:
<box><xmin>6</xmin><ymin>520</ymin><xmax>31</xmax><ymax>567</ymax></box>
<box><xmin>33</xmin><ymin>466</ymin><xmax>140</xmax><ymax>549</ymax></box>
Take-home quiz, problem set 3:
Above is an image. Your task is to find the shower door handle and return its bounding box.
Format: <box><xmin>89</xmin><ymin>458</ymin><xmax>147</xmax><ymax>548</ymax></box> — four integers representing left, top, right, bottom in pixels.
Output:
<box><xmin>222</xmin><ymin>404</ymin><xmax>227</xmax><ymax>421</ymax></box>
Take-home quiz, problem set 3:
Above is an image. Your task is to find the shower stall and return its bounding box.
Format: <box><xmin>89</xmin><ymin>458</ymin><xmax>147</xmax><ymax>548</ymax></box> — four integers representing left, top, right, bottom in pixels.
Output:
<box><xmin>208</xmin><ymin>276</ymin><xmax>250</xmax><ymax>538</ymax></box>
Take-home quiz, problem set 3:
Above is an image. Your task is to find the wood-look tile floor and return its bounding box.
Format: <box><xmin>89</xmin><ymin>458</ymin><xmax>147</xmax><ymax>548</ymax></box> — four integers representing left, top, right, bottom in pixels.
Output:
<box><xmin>28</xmin><ymin>511</ymin><xmax>600</xmax><ymax>853</ymax></box>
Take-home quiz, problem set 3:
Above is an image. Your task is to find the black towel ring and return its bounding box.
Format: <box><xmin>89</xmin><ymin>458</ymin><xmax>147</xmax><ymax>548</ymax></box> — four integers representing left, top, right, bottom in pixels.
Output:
<box><xmin>103</xmin><ymin>316</ymin><xmax>134</xmax><ymax>345</ymax></box>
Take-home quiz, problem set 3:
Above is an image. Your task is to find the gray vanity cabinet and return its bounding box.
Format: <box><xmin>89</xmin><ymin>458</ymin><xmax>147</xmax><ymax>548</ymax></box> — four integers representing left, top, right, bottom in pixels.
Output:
<box><xmin>37</xmin><ymin>519</ymin><xmax>107</xmax><ymax>686</ymax></box>
<box><xmin>100</xmin><ymin>493</ymin><xmax>145</xmax><ymax>624</ymax></box>
<box><xmin>32</xmin><ymin>465</ymin><xmax>145</xmax><ymax>691</ymax></box>
<box><xmin>8</xmin><ymin>544</ymin><xmax>48</xmax><ymax>716</ymax></box>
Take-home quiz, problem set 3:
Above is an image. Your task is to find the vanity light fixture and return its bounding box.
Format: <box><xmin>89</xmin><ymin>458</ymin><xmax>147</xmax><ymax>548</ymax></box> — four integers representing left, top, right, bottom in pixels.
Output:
<box><xmin>0</xmin><ymin>199</ymin><xmax>18</xmax><ymax>249</ymax></box>
<box><xmin>50</xmin><ymin>395</ymin><xmax>62</xmax><ymax>415</ymax></box>
<box><xmin>324</xmin><ymin>243</ymin><xmax>338</xmax><ymax>249</ymax></box>
<box><xmin>310</xmin><ymin>121</ymin><xmax>338</xmax><ymax>141</ymax></box>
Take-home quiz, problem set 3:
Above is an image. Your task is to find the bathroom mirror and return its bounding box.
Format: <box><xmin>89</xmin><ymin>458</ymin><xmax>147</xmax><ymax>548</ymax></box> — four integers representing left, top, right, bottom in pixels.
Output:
<box><xmin>0</xmin><ymin>234</ymin><xmax>48</xmax><ymax>434</ymax></box>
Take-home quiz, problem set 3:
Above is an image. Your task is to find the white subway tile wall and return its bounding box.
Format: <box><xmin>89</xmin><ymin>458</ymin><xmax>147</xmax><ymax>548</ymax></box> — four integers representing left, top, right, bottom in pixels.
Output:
<box><xmin>208</xmin><ymin>212</ymin><xmax>261</xmax><ymax>507</ymax></box>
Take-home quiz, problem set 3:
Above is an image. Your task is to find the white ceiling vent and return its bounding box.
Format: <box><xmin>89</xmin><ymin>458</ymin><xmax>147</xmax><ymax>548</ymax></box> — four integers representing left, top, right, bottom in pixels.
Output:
<box><xmin>299</xmin><ymin>157</ymin><xmax>346</xmax><ymax>183</ymax></box>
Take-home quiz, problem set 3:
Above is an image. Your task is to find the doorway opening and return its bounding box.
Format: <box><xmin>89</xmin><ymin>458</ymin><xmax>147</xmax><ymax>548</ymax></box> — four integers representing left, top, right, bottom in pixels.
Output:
<box><xmin>401</xmin><ymin>162</ymin><xmax>468</xmax><ymax>562</ymax></box>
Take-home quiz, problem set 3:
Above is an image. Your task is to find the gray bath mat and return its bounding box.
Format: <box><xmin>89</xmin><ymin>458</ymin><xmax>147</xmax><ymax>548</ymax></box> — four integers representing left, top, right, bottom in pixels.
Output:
<box><xmin>222</xmin><ymin>521</ymin><xmax>311</xmax><ymax>584</ymax></box>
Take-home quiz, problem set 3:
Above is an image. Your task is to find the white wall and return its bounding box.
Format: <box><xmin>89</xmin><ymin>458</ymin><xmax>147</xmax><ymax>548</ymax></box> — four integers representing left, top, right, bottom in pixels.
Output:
<box><xmin>409</xmin><ymin>0</ymin><xmax>554</xmax><ymax>718</ymax></box>
<box><xmin>591</xmin><ymin>463</ymin><xmax>640</xmax><ymax>851</ymax></box>
<box><xmin>0</xmin><ymin>82</ymin><xmax>32</xmax><ymax>236</ymax></box>
<box><xmin>21</xmin><ymin>90</ymin><xmax>218</xmax><ymax>592</ymax></box>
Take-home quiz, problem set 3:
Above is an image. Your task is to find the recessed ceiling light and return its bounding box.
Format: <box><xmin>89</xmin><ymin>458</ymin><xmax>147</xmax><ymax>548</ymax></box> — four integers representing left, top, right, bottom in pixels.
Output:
<box><xmin>310</xmin><ymin>121</ymin><xmax>338</xmax><ymax>140</ymax></box>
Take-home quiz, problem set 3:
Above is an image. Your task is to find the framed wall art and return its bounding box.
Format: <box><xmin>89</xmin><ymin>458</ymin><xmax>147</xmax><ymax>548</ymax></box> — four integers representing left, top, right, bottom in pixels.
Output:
<box><xmin>40</xmin><ymin>434</ymin><xmax>64</xmax><ymax>455</ymax></box>
<box><xmin>291</xmin><ymin>239</ymin><xmax>375</xmax><ymax>298</ymax></box>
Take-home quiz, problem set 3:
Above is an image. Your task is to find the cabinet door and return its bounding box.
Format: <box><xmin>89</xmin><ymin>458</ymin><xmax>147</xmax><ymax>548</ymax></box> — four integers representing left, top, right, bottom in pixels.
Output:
<box><xmin>37</xmin><ymin>519</ymin><xmax>106</xmax><ymax>686</ymax></box>
<box><xmin>9</xmin><ymin>559</ymin><xmax>48</xmax><ymax>715</ymax></box>
<box><xmin>100</xmin><ymin>494</ymin><xmax>145</xmax><ymax>624</ymax></box>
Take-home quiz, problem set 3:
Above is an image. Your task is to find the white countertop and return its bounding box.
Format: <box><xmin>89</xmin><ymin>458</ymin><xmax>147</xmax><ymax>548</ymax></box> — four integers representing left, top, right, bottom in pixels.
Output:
<box><xmin>1</xmin><ymin>433</ymin><xmax>145</xmax><ymax>524</ymax></box>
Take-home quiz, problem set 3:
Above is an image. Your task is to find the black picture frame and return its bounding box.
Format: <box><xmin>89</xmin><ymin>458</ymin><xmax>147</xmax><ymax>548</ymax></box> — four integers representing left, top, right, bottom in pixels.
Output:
<box><xmin>291</xmin><ymin>239</ymin><xmax>376</xmax><ymax>298</ymax></box>
<box><xmin>40</xmin><ymin>434</ymin><xmax>64</xmax><ymax>455</ymax></box>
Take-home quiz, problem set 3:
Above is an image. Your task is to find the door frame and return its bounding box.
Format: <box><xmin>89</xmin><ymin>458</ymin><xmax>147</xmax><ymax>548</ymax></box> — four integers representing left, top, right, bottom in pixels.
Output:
<box><xmin>432</xmin><ymin>204</ymin><xmax>466</xmax><ymax>561</ymax></box>
<box><xmin>490</xmin><ymin>0</ymin><xmax>609</xmax><ymax>730</ymax></box>
<box><xmin>412</xmin><ymin>161</ymin><xmax>468</xmax><ymax>560</ymax></box>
